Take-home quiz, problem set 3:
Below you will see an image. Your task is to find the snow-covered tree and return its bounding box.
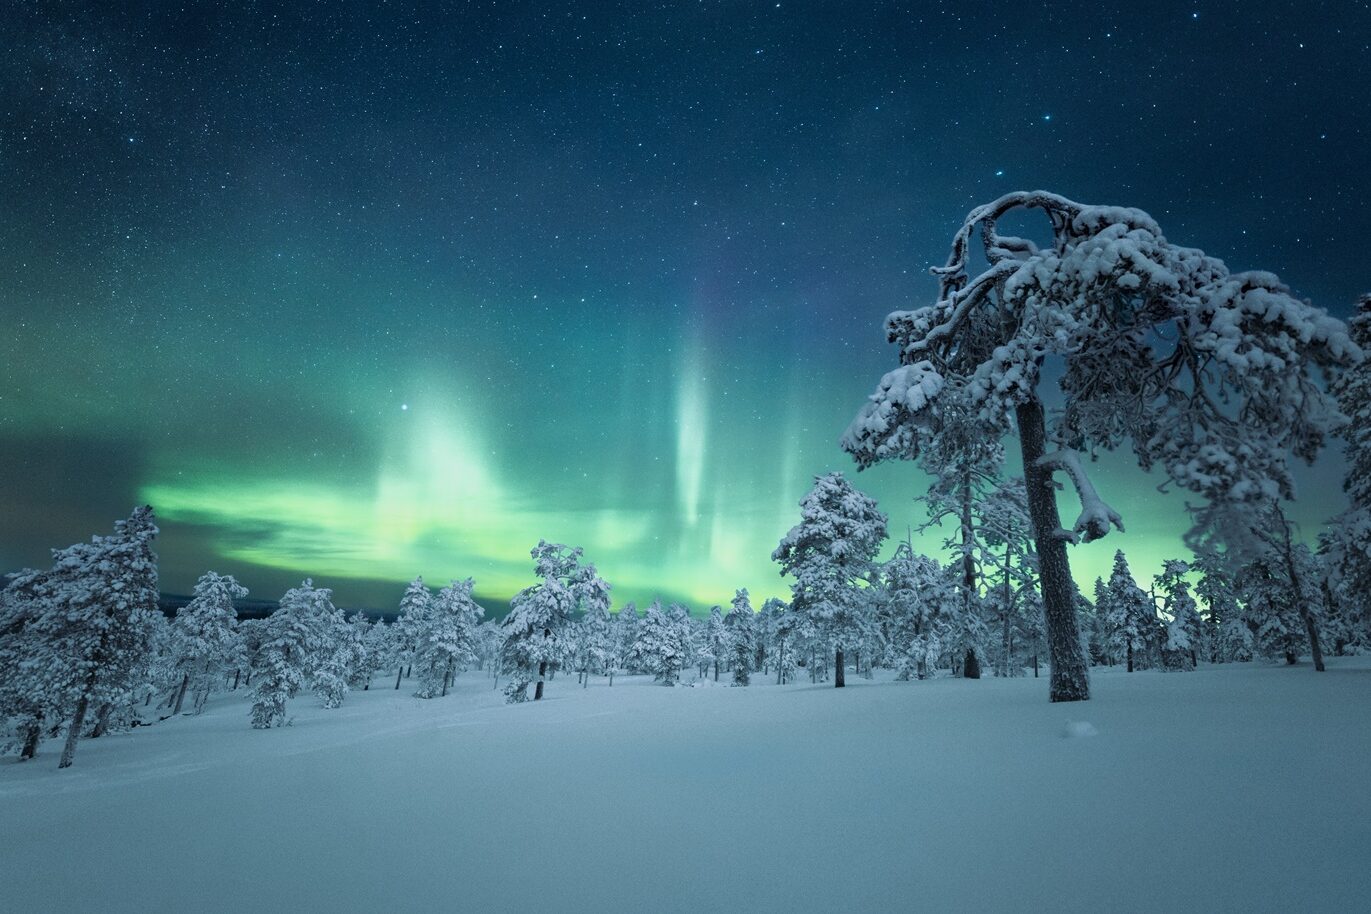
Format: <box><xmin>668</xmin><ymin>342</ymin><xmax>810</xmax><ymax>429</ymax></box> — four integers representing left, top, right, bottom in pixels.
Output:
<box><xmin>574</xmin><ymin>565</ymin><xmax>613</xmax><ymax>687</ymax></box>
<box><xmin>13</xmin><ymin>507</ymin><xmax>161</xmax><ymax>767</ymax></box>
<box><xmin>412</xmin><ymin>579</ymin><xmax>484</xmax><ymax>698</ymax></box>
<box><xmin>759</xmin><ymin>597</ymin><xmax>795</xmax><ymax>684</ymax></box>
<box><xmin>0</xmin><ymin>575</ymin><xmax>59</xmax><ymax>760</ymax></box>
<box><xmin>700</xmin><ymin>604</ymin><xmax>729</xmax><ymax>682</ymax></box>
<box><xmin>170</xmin><ymin>572</ymin><xmax>246</xmax><ymax>715</ymax></box>
<box><xmin>1099</xmin><ymin>551</ymin><xmax>1158</xmax><ymax>673</ymax></box>
<box><xmin>391</xmin><ymin>577</ymin><xmax>433</xmax><ymax>689</ymax></box>
<box><xmin>502</xmin><ymin>576</ymin><xmax>573</xmax><ymax>703</ymax></box>
<box><xmin>773</xmin><ymin>472</ymin><xmax>888</xmax><ymax>688</ymax></box>
<box><xmin>345</xmin><ymin>611</ymin><xmax>383</xmax><ymax>689</ymax></box>
<box><xmin>613</xmin><ymin>602</ymin><xmax>639</xmax><ymax>679</ymax></box>
<box><xmin>250</xmin><ymin>579</ymin><xmax>337</xmax><ymax>727</ymax></box>
<box><xmin>501</xmin><ymin>541</ymin><xmax>610</xmax><ymax>702</ymax></box>
<box><xmin>1194</xmin><ymin>499</ymin><xmax>1328</xmax><ymax>670</ymax></box>
<box><xmin>844</xmin><ymin>192</ymin><xmax>1354</xmax><ymax>701</ymax></box>
<box><xmin>1156</xmin><ymin>560</ymin><xmax>1203</xmax><ymax>671</ymax></box>
<box><xmin>631</xmin><ymin>599</ymin><xmax>691</xmax><ymax>685</ymax></box>
<box><xmin>878</xmin><ymin>543</ymin><xmax>959</xmax><ymax>680</ymax></box>
<box><xmin>1323</xmin><ymin>294</ymin><xmax>1371</xmax><ymax>649</ymax></box>
<box><xmin>726</xmin><ymin>589</ymin><xmax>756</xmax><ymax>686</ymax></box>
<box><xmin>1192</xmin><ymin>549</ymin><xmax>1250</xmax><ymax>663</ymax></box>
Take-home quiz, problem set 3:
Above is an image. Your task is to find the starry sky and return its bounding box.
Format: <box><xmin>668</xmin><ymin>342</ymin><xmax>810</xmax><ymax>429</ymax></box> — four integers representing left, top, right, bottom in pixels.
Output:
<box><xmin>2</xmin><ymin>1</ymin><xmax>1368</xmax><ymax>612</ymax></box>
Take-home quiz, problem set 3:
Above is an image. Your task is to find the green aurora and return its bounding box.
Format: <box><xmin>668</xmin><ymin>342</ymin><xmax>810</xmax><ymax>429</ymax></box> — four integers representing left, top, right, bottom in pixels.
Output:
<box><xmin>1</xmin><ymin>2</ymin><xmax>1362</xmax><ymax>613</ymax></box>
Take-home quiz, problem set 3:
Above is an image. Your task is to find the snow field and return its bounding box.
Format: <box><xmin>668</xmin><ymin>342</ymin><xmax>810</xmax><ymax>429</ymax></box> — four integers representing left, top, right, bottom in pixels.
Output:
<box><xmin>2</xmin><ymin>660</ymin><xmax>1368</xmax><ymax>913</ymax></box>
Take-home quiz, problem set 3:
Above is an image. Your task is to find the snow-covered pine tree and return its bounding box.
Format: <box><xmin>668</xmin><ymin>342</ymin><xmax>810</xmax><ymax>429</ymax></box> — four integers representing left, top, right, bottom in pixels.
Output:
<box><xmin>308</xmin><ymin>592</ymin><xmax>352</xmax><ymax>710</ymax></box>
<box><xmin>1324</xmin><ymin>294</ymin><xmax>1371</xmax><ymax>649</ymax></box>
<box><xmin>575</xmin><ymin>566</ymin><xmax>613</xmax><ymax>687</ymax></box>
<box><xmin>391</xmin><ymin>577</ymin><xmax>433</xmax><ymax>689</ymax></box>
<box><xmin>879</xmin><ymin>544</ymin><xmax>959</xmax><ymax>680</ymax></box>
<box><xmin>502</xmin><ymin>577</ymin><xmax>573</xmax><ymax>702</ymax></box>
<box><xmin>773</xmin><ymin>472</ymin><xmax>887</xmax><ymax>688</ymax></box>
<box><xmin>574</xmin><ymin>597</ymin><xmax>612</xmax><ymax>686</ymax></box>
<box><xmin>0</xmin><ymin>575</ymin><xmax>59</xmax><ymax>760</ymax></box>
<box><xmin>701</xmin><ymin>604</ymin><xmax>728</xmax><ymax>681</ymax></box>
<box><xmin>1192</xmin><ymin>498</ymin><xmax>1328</xmax><ymax>670</ymax></box>
<box><xmin>1100</xmin><ymin>551</ymin><xmax>1158</xmax><ymax>673</ymax></box>
<box><xmin>760</xmin><ymin>597</ymin><xmax>795</xmax><ymax>684</ymax></box>
<box><xmin>501</xmin><ymin>541</ymin><xmax>609</xmax><ymax>702</ymax></box>
<box><xmin>235</xmin><ymin>617</ymin><xmax>267</xmax><ymax>688</ymax></box>
<box><xmin>15</xmin><ymin>506</ymin><xmax>161</xmax><ymax>768</ymax></box>
<box><xmin>171</xmin><ymin>571</ymin><xmax>246</xmax><ymax>715</ymax></box>
<box><xmin>1192</xmin><ymin>550</ymin><xmax>1251</xmax><ymax>663</ymax></box>
<box><xmin>613</xmin><ymin>602</ymin><xmax>639</xmax><ymax>680</ymax></box>
<box><xmin>1155</xmin><ymin>560</ymin><xmax>1203</xmax><ymax>671</ymax></box>
<box><xmin>726</xmin><ymin>589</ymin><xmax>756</xmax><ymax>686</ymax></box>
<box><xmin>414</xmin><ymin>578</ymin><xmax>484</xmax><ymax>698</ymax></box>
<box><xmin>844</xmin><ymin>192</ymin><xmax>1354</xmax><ymax>701</ymax></box>
<box><xmin>345</xmin><ymin>611</ymin><xmax>381</xmax><ymax>689</ymax></box>
<box><xmin>631</xmin><ymin>599</ymin><xmax>691</xmax><ymax>685</ymax></box>
<box><xmin>250</xmin><ymin>579</ymin><xmax>336</xmax><ymax>727</ymax></box>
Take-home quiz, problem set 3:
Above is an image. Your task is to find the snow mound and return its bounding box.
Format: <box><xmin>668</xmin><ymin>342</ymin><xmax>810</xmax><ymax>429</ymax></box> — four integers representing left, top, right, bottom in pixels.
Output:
<box><xmin>1061</xmin><ymin>719</ymin><xmax>1099</xmax><ymax>738</ymax></box>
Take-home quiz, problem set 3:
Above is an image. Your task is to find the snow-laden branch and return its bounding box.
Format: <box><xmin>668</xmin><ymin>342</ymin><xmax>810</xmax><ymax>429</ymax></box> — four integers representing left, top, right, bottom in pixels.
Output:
<box><xmin>1036</xmin><ymin>450</ymin><xmax>1124</xmax><ymax>544</ymax></box>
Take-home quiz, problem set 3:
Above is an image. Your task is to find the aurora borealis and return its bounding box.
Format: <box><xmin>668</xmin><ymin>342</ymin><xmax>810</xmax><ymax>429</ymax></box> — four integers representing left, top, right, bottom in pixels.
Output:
<box><xmin>2</xmin><ymin>2</ymin><xmax>1367</xmax><ymax>611</ymax></box>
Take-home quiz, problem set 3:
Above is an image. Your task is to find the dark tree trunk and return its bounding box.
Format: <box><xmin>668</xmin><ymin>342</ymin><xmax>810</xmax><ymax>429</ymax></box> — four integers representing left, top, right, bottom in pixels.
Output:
<box><xmin>964</xmin><ymin>648</ymin><xmax>981</xmax><ymax>679</ymax></box>
<box><xmin>91</xmin><ymin>703</ymin><xmax>113</xmax><ymax>738</ymax></box>
<box><xmin>535</xmin><ymin>628</ymin><xmax>550</xmax><ymax>700</ymax></box>
<box><xmin>19</xmin><ymin>716</ymin><xmax>41</xmax><ymax>760</ymax></box>
<box><xmin>395</xmin><ymin>665</ymin><xmax>403</xmax><ymax>690</ymax></box>
<box><xmin>835</xmin><ymin>648</ymin><xmax>845</xmax><ymax>688</ymax></box>
<box><xmin>60</xmin><ymin>677</ymin><xmax>95</xmax><ymax>769</ymax></box>
<box><xmin>172</xmin><ymin>672</ymin><xmax>190</xmax><ymax>716</ymax></box>
<box><xmin>232</xmin><ymin>669</ymin><xmax>241</xmax><ymax>690</ymax></box>
<box><xmin>713</xmin><ymin>659</ymin><xmax>719</xmax><ymax>682</ymax></box>
<box><xmin>1127</xmin><ymin>645</ymin><xmax>1134</xmax><ymax>674</ymax></box>
<box><xmin>958</xmin><ymin>466</ymin><xmax>980</xmax><ymax>680</ymax></box>
<box><xmin>1277</xmin><ymin>527</ymin><xmax>1325</xmax><ymax>672</ymax></box>
<box><xmin>1015</xmin><ymin>397</ymin><xmax>1090</xmax><ymax>702</ymax></box>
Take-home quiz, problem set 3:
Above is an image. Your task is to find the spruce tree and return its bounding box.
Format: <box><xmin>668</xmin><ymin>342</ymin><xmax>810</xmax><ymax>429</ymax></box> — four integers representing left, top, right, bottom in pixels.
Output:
<box><xmin>773</xmin><ymin>472</ymin><xmax>887</xmax><ymax>688</ymax></box>
<box><xmin>726</xmin><ymin>589</ymin><xmax>755</xmax><ymax>686</ymax></box>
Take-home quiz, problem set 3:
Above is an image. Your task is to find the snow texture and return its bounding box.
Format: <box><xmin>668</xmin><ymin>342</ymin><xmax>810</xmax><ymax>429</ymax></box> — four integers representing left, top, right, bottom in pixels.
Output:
<box><xmin>2</xmin><ymin>660</ymin><xmax>1368</xmax><ymax>912</ymax></box>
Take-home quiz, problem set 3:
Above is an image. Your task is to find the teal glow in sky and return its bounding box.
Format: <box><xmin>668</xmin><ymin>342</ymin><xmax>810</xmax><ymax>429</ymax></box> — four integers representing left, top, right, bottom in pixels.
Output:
<box><xmin>1</xmin><ymin>2</ymin><xmax>1365</xmax><ymax>610</ymax></box>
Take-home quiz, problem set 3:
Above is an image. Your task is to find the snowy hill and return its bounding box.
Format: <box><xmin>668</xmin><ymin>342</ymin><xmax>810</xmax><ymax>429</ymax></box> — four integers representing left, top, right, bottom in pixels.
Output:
<box><xmin>2</xmin><ymin>661</ymin><xmax>1368</xmax><ymax>913</ymax></box>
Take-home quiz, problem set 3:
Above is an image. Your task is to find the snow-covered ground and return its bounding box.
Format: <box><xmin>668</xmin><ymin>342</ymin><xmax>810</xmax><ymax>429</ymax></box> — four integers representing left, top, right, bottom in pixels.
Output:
<box><xmin>2</xmin><ymin>660</ymin><xmax>1368</xmax><ymax>913</ymax></box>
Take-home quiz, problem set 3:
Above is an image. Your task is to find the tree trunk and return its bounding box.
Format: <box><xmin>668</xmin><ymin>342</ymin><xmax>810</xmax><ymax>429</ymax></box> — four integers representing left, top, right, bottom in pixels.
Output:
<box><xmin>535</xmin><ymin>635</ymin><xmax>548</xmax><ymax>701</ymax></box>
<box><xmin>1015</xmin><ymin>397</ymin><xmax>1090</xmax><ymax>701</ymax></box>
<box><xmin>964</xmin><ymin>648</ymin><xmax>981</xmax><ymax>679</ymax></box>
<box><xmin>19</xmin><ymin>715</ymin><xmax>41</xmax><ymax>760</ymax></box>
<box><xmin>958</xmin><ymin>466</ymin><xmax>980</xmax><ymax>682</ymax></box>
<box><xmin>835</xmin><ymin>647</ymin><xmax>845</xmax><ymax>688</ymax></box>
<box><xmin>172</xmin><ymin>672</ymin><xmax>190</xmax><ymax>716</ymax></box>
<box><xmin>713</xmin><ymin>659</ymin><xmax>719</xmax><ymax>682</ymax></box>
<box><xmin>395</xmin><ymin>665</ymin><xmax>403</xmax><ymax>690</ymax></box>
<box><xmin>1127</xmin><ymin>645</ymin><xmax>1134</xmax><ymax>674</ymax></box>
<box><xmin>91</xmin><ymin>702</ymin><xmax>113</xmax><ymax>738</ymax></box>
<box><xmin>59</xmin><ymin>686</ymin><xmax>94</xmax><ymax>770</ymax></box>
<box><xmin>1275</xmin><ymin>521</ymin><xmax>1326</xmax><ymax>672</ymax></box>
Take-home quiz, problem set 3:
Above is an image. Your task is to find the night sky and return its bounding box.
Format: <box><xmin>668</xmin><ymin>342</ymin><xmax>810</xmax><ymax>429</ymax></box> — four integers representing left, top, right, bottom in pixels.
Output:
<box><xmin>2</xmin><ymin>1</ymin><xmax>1368</xmax><ymax>611</ymax></box>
